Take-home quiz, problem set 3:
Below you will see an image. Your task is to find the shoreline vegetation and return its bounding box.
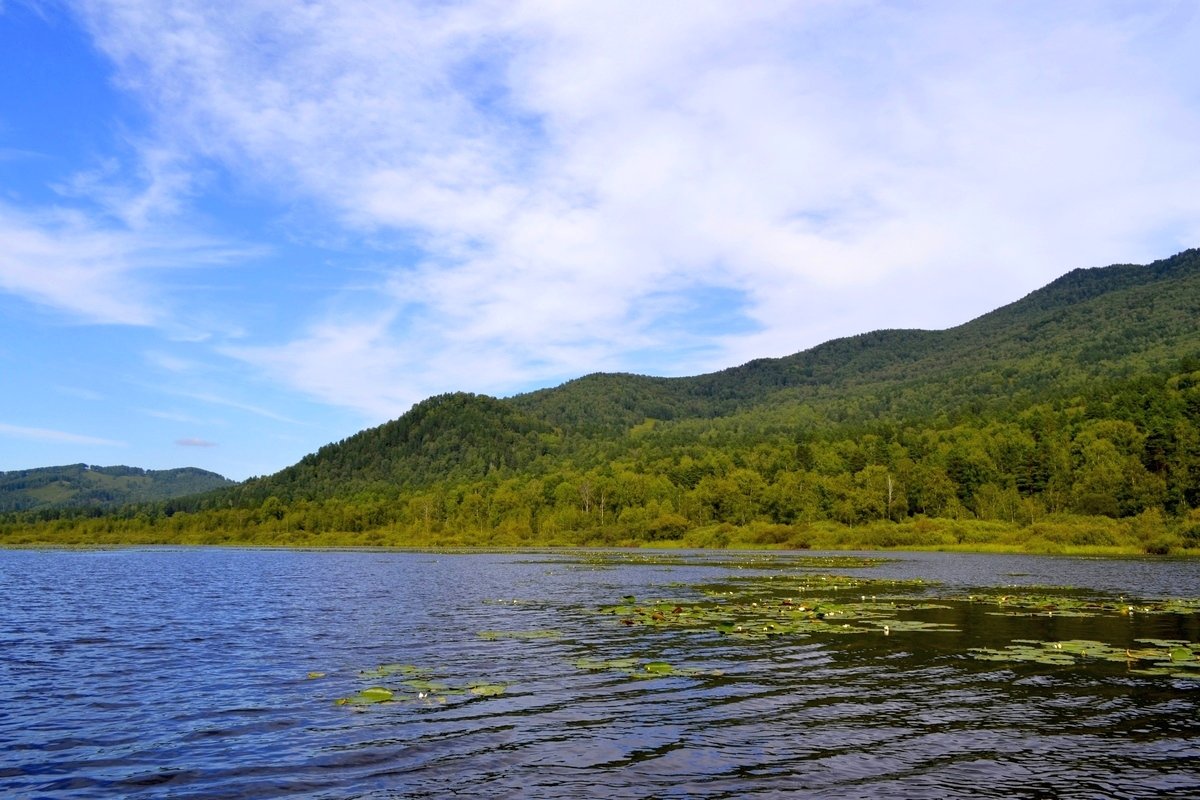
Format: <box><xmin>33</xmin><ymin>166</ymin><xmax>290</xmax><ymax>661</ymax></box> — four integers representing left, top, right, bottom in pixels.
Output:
<box><xmin>12</xmin><ymin>364</ymin><xmax>1200</xmax><ymax>557</ymax></box>
<box><xmin>2</xmin><ymin>513</ymin><xmax>1198</xmax><ymax>557</ymax></box>
<box><xmin>6</xmin><ymin>252</ymin><xmax>1200</xmax><ymax>558</ymax></box>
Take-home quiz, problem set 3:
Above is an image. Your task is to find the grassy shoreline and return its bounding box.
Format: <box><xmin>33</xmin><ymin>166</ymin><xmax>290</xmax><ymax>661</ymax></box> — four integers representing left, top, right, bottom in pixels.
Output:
<box><xmin>3</xmin><ymin>513</ymin><xmax>1198</xmax><ymax>557</ymax></box>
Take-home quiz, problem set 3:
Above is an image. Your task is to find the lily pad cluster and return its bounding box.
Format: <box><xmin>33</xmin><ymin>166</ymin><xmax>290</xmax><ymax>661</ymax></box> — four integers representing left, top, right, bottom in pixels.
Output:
<box><xmin>334</xmin><ymin>663</ymin><xmax>507</xmax><ymax>706</ymax></box>
<box><xmin>599</xmin><ymin>574</ymin><xmax>955</xmax><ymax>641</ymax></box>
<box><xmin>573</xmin><ymin>656</ymin><xmax>720</xmax><ymax>678</ymax></box>
<box><xmin>956</xmin><ymin>592</ymin><xmax>1200</xmax><ymax>618</ymax></box>
<box><xmin>328</xmin><ymin>561</ymin><xmax>1200</xmax><ymax>704</ymax></box>
<box><xmin>968</xmin><ymin>638</ymin><xmax>1200</xmax><ymax>678</ymax></box>
<box><xmin>592</xmin><ymin>572</ymin><xmax>1199</xmax><ymax>684</ymax></box>
<box><xmin>528</xmin><ymin>552</ymin><xmax>891</xmax><ymax>571</ymax></box>
<box><xmin>477</xmin><ymin>629</ymin><xmax>563</xmax><ymax>640</ymax></box>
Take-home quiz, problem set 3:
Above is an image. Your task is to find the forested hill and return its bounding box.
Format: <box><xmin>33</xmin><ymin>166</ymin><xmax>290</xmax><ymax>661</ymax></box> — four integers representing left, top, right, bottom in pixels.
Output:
<box><xmin>213</xmin><ymin>247</ymin><xmax>1200</xmax><ymax>506</ymax></box>
<box><xmin>510</xmin><ymin>248</ymin><xmax>1200</xmax><ymax>430</ymax></box>
<box><xmin>0</xmin><ymin>465</ymin><xmax>233</xmax><ymax>512</ymax></box>
<box><xmin>10</xmin><ymin>248</ymin><xmax>1200</xmax><ymax>553</ymax></box>
<box><xmin>229</xmin><ymin>393</ymin><xmax>555</xmax><ymax>502</ymax></box>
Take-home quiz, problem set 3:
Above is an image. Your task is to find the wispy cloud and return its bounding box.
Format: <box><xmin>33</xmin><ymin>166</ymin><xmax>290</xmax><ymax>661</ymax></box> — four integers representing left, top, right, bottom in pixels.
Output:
<box><xmin>0</xmin><ymin>203</ymin><xmax>161</xmax><ymax>325</ymax></box>
<box><xmin>0</xmin><ymin>201</ymin><xmax>259</xmax><ymax>328</ymax></box>
<box><xmin>0</xmin><ymin>421</ymin><xmax>125</xmax><ymax>447</ymax></box>
<box><xmin>175</xmin><ymin>437</ymin><xmax>216</xmax><ymax>447</ymax></box>
<box><xmin>163</xmin><ymin>388</ymin><xmax>301</xmax><ymax>425</ymax></box>
<box><xmin>0</xmin><ymin>146</ymin><xmax>50</xmax><ymax>162</ymax></box>
<box><xmin>63</xmin><ymin>1</ymin><xmax>1200</xmax><ymax>418</ymax></box>
<box><xmin>57</xmin><ymin>385</ymin><xmax>105</xmax><ymax>402</ymax></box>
<box><xmin>144</xmin><ymin>350</ymin><xmax>200</xmax><ymax>374</ymax></box>
<box><xmin>53</xmin><ymin>144</ymin><xmax>198</xmax><ymax>231</ymax></box>
<box><xmin>142</xmin><ymin>408</ymin><xmax>211</xmax><ymax>425</ymax></box>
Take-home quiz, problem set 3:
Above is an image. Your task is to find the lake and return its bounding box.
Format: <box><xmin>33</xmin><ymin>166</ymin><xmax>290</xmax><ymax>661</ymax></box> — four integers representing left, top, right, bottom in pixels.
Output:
<box><xmin>1</xmin><ymin>548</ymin><xmax>1198</xmax><ymax>798</ymax></box>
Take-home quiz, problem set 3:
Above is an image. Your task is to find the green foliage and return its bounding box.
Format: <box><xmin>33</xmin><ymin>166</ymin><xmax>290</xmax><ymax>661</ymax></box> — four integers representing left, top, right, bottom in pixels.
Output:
<box><xmin>224</xmin><ymin>392</ymin><xmax>554</xmax><ymax>506</ymax></box>
<box><xmin>6</xmin><ymin>249</ymin><xmax>1200</xmax><ymax>553</ymax></box>
<box><xmin>0</xmin><ymin>464</ymin><xmax>233</xmax><ymax>513</ymax></box>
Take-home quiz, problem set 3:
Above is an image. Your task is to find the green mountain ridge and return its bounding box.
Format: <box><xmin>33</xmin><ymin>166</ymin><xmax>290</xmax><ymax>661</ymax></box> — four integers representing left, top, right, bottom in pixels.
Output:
<box><xmin>245</xmin><ymin>392</ymin><xmax>555</xmax><ymax>501</ymax></box>
<box><xmin>6</xmin><ymin>247</ymin><xmax>1200</xmax><ymax>553</ymax></box>
<box><xmin>193</xmin><ymin>247</ymin><xmax>1199</xmax><ymax>504</ymax></box>
<box><xmin>0</xmin><ymin>464</ymin><xmax>234</xmax><ymax>513</ymax></box>
<box><xmin>509</xmin><ymin>248</ymin><xmax>1200</xmax><ymax>429</ymax></box>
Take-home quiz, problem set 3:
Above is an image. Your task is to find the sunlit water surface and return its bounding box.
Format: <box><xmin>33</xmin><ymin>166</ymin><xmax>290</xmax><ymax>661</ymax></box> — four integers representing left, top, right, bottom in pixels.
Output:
<box><xmin>1</xmin><ymin>548</ymin><xmax>1197</xmax><ymax>799</ymax></box>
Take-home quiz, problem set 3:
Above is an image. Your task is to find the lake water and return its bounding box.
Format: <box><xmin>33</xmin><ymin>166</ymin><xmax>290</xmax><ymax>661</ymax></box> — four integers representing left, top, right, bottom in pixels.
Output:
<box><xmin>1</xmin><ymin>548</ymin><xmax>1198</xmax><ymax>799</ymax></box>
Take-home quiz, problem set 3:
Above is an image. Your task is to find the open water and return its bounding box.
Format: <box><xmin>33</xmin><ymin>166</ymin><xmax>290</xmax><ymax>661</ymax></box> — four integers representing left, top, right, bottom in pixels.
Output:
<box><xmin>1</xmin><ymin>548</ymin><xmax>1198</xmax><ymax>798</ymax></box>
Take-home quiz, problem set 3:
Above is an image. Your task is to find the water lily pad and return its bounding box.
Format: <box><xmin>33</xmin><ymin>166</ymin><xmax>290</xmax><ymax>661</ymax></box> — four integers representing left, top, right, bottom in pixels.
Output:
<box><xmin>867</xmin><ymin>619</ymin><xmax>958</xmax><ymax>633</ymax></box>
<box><xmin>359</xmin><ymin>663</ymin><xmax>426</xmax><ymax>679</ymax></box>
<box><xmin>1134</xmin><ymin>638</ymin><xmax>1191</xmax><ymax>648</ymax></box>
<box><xmin>478</xmin><ymin>629</ymin><xmax>562</xmax><ymax>640</ymax></box>
<box><xmin>336</xmin><ymin>686</ymin><xmax>395</xmax><ymax>705</ymax></box>
<box><xmin>575</xmin><ymin>657</ymin><xmax>638</xmax><ymax>672</ymax></box>
<box><xmin>958</xmin><ymin>592</ymin><xmax>1200</xmax><ymax>619</ymax></box>
<box><xmin>468</xmin><ymin>682</ymin><xmax>506</xmax><ymax>697</ymax></box>
<box><xmin>967</xmin><ymin>638</ymin><xmax>1200</xmax><ymax>673</ymax></box>
<box><xmin>402</xmin><ymin>679</ymin><xmax>450</xmax><ymax>693</ymax></box>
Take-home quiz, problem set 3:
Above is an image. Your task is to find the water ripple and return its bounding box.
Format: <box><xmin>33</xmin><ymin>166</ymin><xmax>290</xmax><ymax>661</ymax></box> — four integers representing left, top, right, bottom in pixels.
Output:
<box><xmin>0</xmin><ymin>548</ymin><xmax>1197</xmax><ymax>799</ymax></box>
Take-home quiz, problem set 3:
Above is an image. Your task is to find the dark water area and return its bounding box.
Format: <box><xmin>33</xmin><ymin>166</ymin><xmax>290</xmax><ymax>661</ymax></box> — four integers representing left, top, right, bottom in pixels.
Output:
<box><xmin>1</xmin><ymin>548</ymin><xmax>1197</xmax><ymax>799</ymax></box>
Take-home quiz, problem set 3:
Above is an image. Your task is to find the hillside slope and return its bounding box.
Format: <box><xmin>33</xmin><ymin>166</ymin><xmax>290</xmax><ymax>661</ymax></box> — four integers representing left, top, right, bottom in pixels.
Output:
<box><xmin>228</xmin><ymin>392</ymin><xmax>554</xmax><ymax>503</ymax></box>
<box><xmin>510</xmin><ymin>248</ymin><xmax>1200</xmax><ymax>429</ymax></box>
<box><xmin>0</xmin><ymin>464</ymin><xmax>234</xmax><ymax>512</ymax></box>
<box><xmin>7</xmin><ymin>248</ymin><xmax>1200</xmax><ymax>552</ymax></box>
<box><xmin>220</xmin><ymin>248</ymin><xmax>1200</xmax><ymax>506</ymax></box>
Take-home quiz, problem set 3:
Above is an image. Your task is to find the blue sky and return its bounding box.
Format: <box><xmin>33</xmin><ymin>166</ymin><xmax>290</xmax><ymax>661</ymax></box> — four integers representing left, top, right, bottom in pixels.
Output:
<box><xmin>2</xmin><ymin>1</ymin><xmax>1199</xmax><ymax>481</ymax></box>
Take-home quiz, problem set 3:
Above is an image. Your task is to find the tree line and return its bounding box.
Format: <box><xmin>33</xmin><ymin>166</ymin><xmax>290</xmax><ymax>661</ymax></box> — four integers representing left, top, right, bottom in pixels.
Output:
<box><xmin>4</xmin><ymin>365</ymin><xmax>1199</xmax><ymax>554</ymax></box>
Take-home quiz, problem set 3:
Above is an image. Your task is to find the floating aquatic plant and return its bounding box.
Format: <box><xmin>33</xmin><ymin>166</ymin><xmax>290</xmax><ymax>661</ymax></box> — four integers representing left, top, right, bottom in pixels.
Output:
<box><xmin>477</xmin><ymin>629</ymin><xmax>562</xmax><ymax>640</ymax></box>
<box><xmin>967</xmin><ymin>638</ymin><xmax>1200</xmax><ymax>679</ymax></box>
<box><xmin>358</xmin><ymin>663</ymin><xmax>428</xmax><ymax>680</ymax></box>
<box><xmin>591</xmin><ymin>573</ymin><xmax>963</xmax><ymax>654</ymax></box>
<box><xmin>467</xmin><ymin>682</ymin><xmax>506</xmax><ymax>696</ymax></box>
<box><xmin>335</xmin><ymin>663</ymin><xmax>509</xmax><ymax>707</ymax></box>
<box><xmin>520</xmin><ymin>552</ymin><xmax>893</xmax><ymax>571</ymax></box>
<box><xmin>956</xmin><ymin>592</ymin><xmax>1200</xmax><ymax>618</ymax></box>
<box><xmin>591</xmin><ymin>569</ymin><xmax>1197</xmax><ymax>683</ymax></box>
<box><xmin>574</xmin><ymin>656</ymin><xmax>639</xmax><ymax>672</ymax></box>
<box><xmin>336</xmin><ymin>686</ymin><xmax>395</xmax><ymax>706</ymax></box>
<box><xmin>572</xmin><ymin>656</ymin><xmax>718</xmax><ymax>678</ymax></box>
<box><xmin>336</xmin><ymin>567</ymin><xmax>1200</xmax><ymax>708</ymax></box>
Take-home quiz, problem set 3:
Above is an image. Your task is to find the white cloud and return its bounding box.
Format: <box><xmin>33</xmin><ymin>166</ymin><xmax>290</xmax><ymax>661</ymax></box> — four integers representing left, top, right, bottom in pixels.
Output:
<box><xmin>223</xmin><ymin>314</ymin><xmax>410</xmax><ymax>419</ymax></box>
<box><xmin>143</xmin><ymin>408</ymin><xmax>207</xmax><ymax>424</ymax></box>
<box><xmin>68</xmin><ymin>1</ymin><xmax>1200</xmax><ymax>417</ymax></box>
<box><xmin>144</xmin><ymin>350</ymin><xmax>199</xmax><ymax>374</ymax></box>
<box><xmin>0</xmin><ymin>203</ymin><xmax>161</xmax><ymax>325</ymax></box>
<box><xmin>0</xmin><ymin>421</ymin><xmax>125</xmax><ymax>447</ymax></box>
<box><xmin>160</xmin><ymin>387</ymin><xmax>302</xmax><ymax>425</ymax></box>
<box><xmin>53</xmin><ymin>144</ymin><xmax>198</xmax><ymax>230</ymax></box>
<box><xmin>56</xmin><ymin>385</ymin><xmax>105</xmax><ymax>402</ymax></box>
<box><xmin>0</xmin><ymin>201</ymin><xmax>260</xmax><ymax>328</ymax></box>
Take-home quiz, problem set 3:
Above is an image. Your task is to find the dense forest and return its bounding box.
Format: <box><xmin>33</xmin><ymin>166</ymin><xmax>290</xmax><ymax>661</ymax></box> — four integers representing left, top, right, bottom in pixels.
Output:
<box><xmin>0</xmin><ymin>465</ymin><xmax>233</xmax><ymax>513</ymax></box>
<box><xmin>4</xmin><ymin>249</ymin><xmax>1200</xmax><ymax>554</ymax></box>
